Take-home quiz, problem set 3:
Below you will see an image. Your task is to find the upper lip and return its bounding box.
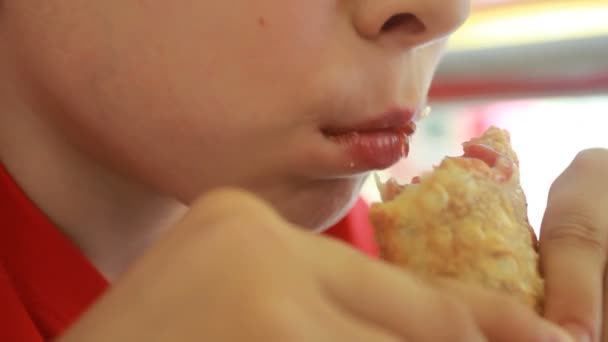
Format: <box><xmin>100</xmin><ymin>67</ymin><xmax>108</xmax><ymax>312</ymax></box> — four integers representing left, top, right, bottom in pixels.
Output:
<box><xmin>322</xmin><ymin>108</ymin><xmax>419</xmax><ymax>136</ymax></box>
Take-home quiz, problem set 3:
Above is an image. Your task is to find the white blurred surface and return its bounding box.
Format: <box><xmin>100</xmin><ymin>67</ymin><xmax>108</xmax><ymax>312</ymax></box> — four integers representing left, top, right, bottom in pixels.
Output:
<box><xmin>361</xmin><ymin>95</ymin><xmax>608</xmax><ymax>236</ymax></box>
<box><xmin>487</xmin><ymin>97</ymin><xmax>608</xmax><ymax>234</ymax></box>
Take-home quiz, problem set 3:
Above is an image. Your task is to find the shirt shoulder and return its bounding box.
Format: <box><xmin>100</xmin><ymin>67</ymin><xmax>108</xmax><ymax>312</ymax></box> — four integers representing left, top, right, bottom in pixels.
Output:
<box><xmin>324</xmin><ymin>198</ymin><xmax>379</xmax><ymax>257</ymax></box>
<box><xmin>0</xmin><ymin>264</ymin><xmax>43</xmax><ymax>342</ymax></box>
<box><xmin>0</xmin><ymin>164</ymin><xmax>108</xmax><ymax>340</ymax></box>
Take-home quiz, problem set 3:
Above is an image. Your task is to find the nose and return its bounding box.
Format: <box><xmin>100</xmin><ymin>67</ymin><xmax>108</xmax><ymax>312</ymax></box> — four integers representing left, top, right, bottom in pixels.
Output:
<box><xmin>353</xmin><ymin>0</ymin><xmax>470</xmax><ymax>49</ymax></box>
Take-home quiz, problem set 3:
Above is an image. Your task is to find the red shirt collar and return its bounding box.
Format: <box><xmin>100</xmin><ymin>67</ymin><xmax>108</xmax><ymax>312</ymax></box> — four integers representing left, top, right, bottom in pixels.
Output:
<box><xmin>0</xmin><ymin>164</ymin><xmax>108</xmax><ymax>339</ymax></box>
<box><xmin>324</xmin><ymin>198</ymin><xmax>379</xmax><ymax>258</ymax></box>
<box><xmin>0</xmin><ymin>163</ymin><xmax>376</xmax><ymax>339</ymax></box>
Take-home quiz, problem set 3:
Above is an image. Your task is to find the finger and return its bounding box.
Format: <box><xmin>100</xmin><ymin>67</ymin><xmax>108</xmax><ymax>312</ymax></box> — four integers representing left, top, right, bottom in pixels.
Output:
<box><xmin>437</xmin><ymin>279</ymin><xmax>575</xmax><ymax>342</ymax></box>
<box><xmin>324</xmin><ymin>264</ymin><xmax>486</xmax><ymax>341</ymax></box>
<box><xmin>603</xmin><ymin>271</ymin><xmax>608</xmax><ymax>342</ymax></box>
<box><xmin>307</xmin><ymin>235</ymin><xmax>565</xmax><ymax>341</ymax></box>
<box><xmin>540</xmin><ymin>150</ymin><xmax>608</xmax><ymax>342</ymax></box>
<box><xmin>541</xmin><ymin>219</ymin><xmax>604</xmax><ymax>342</ymax></box>
<box><xmin>309</xmin><ymin>236</ymin><xmax>484</xmax><ymax>340</ymax></box>
<box><xmin>184</xmin><ymin>187</ymin><xmax>288</xmax><ymax>231</ymax></box>
<box><xmin>313</xmin><ymin>299</ymin><xmax>404</xmax><ymax>342</ymax></box>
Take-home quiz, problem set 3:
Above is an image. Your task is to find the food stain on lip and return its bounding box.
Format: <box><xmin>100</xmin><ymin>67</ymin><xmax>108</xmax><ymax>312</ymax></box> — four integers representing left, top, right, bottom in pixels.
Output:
<box><xmin>326</xmin><ymin>129</ymin><xmax>413</xmax><ymax>171</ymax></box>
<box><xmin>417</xmin><ymin>106</ymin><xmax>432</xmax><ymax>121</ymax></box>
<box><xmin>320</xmin><ymin>108</ymin><xmax>421</xmax><ymax>172</ymax></box>
<box><xmin>324</xmin><ymin>119</ymin><xmax>416</xmax><ymax>155</ymax></box>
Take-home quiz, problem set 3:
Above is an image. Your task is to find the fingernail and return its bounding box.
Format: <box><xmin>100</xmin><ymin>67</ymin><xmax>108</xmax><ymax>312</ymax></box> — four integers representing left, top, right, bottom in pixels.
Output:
<box><xmin>562</xmin><ymin>323</ymin><xmax>591</xmax><ymax>342</ymax></box>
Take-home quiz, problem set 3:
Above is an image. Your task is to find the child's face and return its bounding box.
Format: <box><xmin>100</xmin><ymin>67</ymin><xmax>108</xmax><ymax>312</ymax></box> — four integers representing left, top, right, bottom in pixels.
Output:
<box><xmin>5</xmin><ymin>0</ymin><xmax>469</xmax><ymax>229</ymax></box>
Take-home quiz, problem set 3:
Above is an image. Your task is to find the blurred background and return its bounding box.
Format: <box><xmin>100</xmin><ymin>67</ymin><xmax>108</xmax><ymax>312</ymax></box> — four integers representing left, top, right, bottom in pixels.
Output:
<box><xmin>362</xmin><ymin>0</ymin><xmax>608</xmax><ymax>234</ymax></box>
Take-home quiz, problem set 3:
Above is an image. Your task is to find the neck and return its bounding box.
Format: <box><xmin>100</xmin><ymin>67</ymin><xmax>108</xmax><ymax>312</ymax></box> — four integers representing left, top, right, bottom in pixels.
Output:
<box><xmin>1</xmin><ymin>98</ymin><xmax>187</xmax><ymax>282</ymax></box>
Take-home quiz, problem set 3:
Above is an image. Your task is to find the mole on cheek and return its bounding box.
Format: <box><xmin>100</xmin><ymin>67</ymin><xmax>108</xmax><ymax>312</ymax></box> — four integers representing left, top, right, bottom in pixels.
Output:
<box><xmin>258</xmin><ymin>17</ymin><xmax>266</xmax><ymax>28</ymax></box>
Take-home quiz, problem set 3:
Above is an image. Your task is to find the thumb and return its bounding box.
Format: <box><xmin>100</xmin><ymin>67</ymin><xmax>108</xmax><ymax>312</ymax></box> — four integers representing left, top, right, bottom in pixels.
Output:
<box><xmin>540</xmin><ymin>150</ymin><xmax>608</xmax><ymax>342</ymax></box>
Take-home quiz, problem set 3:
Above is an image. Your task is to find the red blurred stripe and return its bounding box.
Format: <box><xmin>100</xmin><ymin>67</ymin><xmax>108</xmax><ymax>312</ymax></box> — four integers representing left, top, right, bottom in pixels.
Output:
<box><xmin>430</xmin><ymin>73</ymin><xmax>608</xmax><ymax>100</ymax></box>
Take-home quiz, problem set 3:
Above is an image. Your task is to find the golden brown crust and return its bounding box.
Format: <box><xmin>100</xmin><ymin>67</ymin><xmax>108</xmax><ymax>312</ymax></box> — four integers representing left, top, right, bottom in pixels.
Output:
<box><xmin>370</xmin><ymin>127</ymin><xmax>544</xmax><ymax>311</ymax></box>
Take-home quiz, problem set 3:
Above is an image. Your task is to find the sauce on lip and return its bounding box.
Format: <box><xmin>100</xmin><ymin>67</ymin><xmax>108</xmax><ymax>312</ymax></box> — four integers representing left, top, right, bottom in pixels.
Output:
<box><xmin>328</xmin><ymin>129</ymin><xmax>411</xmax><ymax>170</ymax></box>
<box><xmin>324</xmin><ymin>116</ymin><xmax>418</xmax><ymax>171</ymax></box>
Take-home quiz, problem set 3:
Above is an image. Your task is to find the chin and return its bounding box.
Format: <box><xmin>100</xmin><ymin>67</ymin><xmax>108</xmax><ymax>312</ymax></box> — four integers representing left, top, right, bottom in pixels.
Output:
<box><xmin>271</xmin><ymin>176</ymin><xmax>367</xmax><ymax>232</ymax></box>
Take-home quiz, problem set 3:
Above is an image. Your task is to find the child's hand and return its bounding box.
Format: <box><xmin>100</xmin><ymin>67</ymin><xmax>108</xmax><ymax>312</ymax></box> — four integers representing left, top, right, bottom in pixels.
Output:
<box><xmin>59</xmin><ymin>189</ymin><xmax>571</xmax><ymax>342</ymax></box>
<box><xmin>540</xmin><ymin>148</ymin><xmax>608</xmax><ymax>342</ymax></box>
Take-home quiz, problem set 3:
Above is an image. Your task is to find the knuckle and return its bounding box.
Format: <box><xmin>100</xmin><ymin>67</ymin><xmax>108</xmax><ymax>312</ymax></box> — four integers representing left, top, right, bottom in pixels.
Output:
<box><xmin>574</xmin><ymin>148</ymin><xmax>608</xmax><ymax>164</ymax></box>
<box><xmin>378</xmin><ymin>337</ymin><xmax>402</xmax><ymax>342</ymax></box>
<box><xmin>210</xmin><ymin>217</ymin><xmax>293</xmax><ymax>263</ymax></box>
<box><xmin>357</xmin><ymin>336</ymin><xmax>401</xmax><ymax>342</ymax></box>
<box><xmin>487</xmin><ymin>293</ymin><xmax>523</xmax><ymax>314</ymax></box>
<box><xmin>253</xmin><ymin>297</ymin><xmax>307</xmax><ymax>341</ymax></box>
<box><xmin>185</xmin><ymin>188</ymin><xmax>288</xmax><ymax>241</ymax></box>
<box><xmin>551</xmin><ymin>148</ymin><xmax>608</xmax><ymax>193</ymax></box>
<box><xmin>567</xmin><ymin>148</ymin><xmax>608</xmax><ymax>176</ymax></box>
<box><xmin>437</xmin><ymin>293</ymin><xmax>467</xmax><ymax>318</ymax></box>
<box><xmin>542</xmin><ymin>213</ymin><xmax>605</xmax><ymax>254</ymax></box>
<box><xmin>435</xmin><ymin>294</ymin><xmax>480</xmax><ymax>341</ymax></box>
<box><xmin>190</xmin><ymin>188</ymin><xmax>270</xmax><ymax>224</ymax></box>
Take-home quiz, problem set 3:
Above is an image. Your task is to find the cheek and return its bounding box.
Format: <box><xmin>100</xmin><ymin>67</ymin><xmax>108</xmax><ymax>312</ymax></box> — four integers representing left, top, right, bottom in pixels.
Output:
<box><xmin>7</xmin><ymin>0</ymin><xmax>442</xmax><ymax>215</ymax></box>
<box><xmin>82</xmin><ymin>1</ymin><xmax>343</xmax><ymax>191</ymax></box>
<box><xmin>91</xmin><ymin>0</ymin><xmax>338</xmax><ymax>139</ymax></box>
<box><xmin>4</xmin><ymin>1</ymin><xmax>323</xmax><ymax>193</ymax></box>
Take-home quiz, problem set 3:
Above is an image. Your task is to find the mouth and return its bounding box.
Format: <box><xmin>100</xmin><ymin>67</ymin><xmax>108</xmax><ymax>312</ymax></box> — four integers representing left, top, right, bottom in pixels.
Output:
<box><xmin>321</xmin><ymin>108</ymin><xmax>419</xmax><ymax>172</ymax></box>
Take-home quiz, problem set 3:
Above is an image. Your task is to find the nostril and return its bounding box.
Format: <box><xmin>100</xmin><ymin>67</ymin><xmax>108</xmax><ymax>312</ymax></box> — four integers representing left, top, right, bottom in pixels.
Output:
<box><xmin>381</xmin><ymin>13</ymin><xmax>425</xmax><ymax>34</ymax></box>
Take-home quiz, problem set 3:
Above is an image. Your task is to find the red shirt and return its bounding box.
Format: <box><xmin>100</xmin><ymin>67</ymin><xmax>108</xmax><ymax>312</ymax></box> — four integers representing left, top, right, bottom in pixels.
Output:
<box><xmin>0</xmin><ymin>164</ymin><xmax>377</xmax><ymax>340</ymax></box>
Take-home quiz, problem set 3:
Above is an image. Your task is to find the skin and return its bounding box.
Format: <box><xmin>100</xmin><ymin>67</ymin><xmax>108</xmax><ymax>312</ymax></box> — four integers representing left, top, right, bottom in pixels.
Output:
<box><xmin>0</xmin><ymin>0</ymin><xmax>463</xmax><ymax>277</ymax></box>
<box><xmin>0</xmin><ymin>0</ymin><xmax>603</xmax><ymax>340</ymax></box>
<box><xmin>540</xmin><ymin>149</ymin><xmax>608</xmax><ymax>342</ymax></box>
<box><xmin>58</xmin><ymin>189</ymin><xmax>574</xmax><ymax>341</ymax></box>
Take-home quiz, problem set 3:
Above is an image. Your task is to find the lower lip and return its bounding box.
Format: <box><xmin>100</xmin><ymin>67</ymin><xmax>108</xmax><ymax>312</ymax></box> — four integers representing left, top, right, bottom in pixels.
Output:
<box><xmin>326</xmin><ymin>130</ymin><xmax>410</xmax><ymax>170</ymax></box>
